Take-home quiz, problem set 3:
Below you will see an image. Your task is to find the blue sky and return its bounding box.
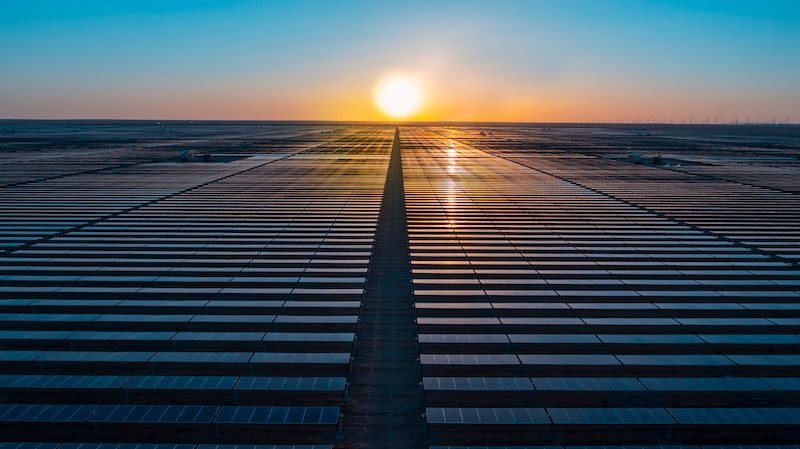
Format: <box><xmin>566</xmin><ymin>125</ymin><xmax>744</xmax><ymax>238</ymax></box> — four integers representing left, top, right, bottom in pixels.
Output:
<box><xmin>1</xmin><ymin>0</ymin><xmax>799</xmax><ymax>121</ymax></box>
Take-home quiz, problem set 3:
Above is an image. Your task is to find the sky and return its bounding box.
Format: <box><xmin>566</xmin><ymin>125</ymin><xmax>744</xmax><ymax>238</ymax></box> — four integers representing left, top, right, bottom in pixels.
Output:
<box><xmin>1</xmin><ymin>0</ymin><xmax>799</xmax><ymax>122</ymax></box>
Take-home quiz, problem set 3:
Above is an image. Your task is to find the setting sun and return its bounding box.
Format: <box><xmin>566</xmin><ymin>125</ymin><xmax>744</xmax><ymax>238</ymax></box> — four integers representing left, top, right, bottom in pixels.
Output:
<box><xmin>374</xmin><ymin>74</ymin><xmax>423</xmax><ymax>119</ymax></box>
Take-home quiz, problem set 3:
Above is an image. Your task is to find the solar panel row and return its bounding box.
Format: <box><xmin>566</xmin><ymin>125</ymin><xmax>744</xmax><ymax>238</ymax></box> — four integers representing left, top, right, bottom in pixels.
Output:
<box><xmin>426</xmin><ymin>407</ymin><xmax>800</xmax><ymax>424</ymax></box>
<box><xmin>423</xmin><ymin>376</ymin><xmax>800</xmax><ymax>391</ymax></box>
<box><xmin>0</xmin><ymin>375</ymin><xmax>346</xmax><ymax>391</ymax></box>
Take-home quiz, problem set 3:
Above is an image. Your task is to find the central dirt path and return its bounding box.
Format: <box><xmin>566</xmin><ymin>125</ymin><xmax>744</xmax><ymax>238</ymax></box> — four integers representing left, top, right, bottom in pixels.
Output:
<box><xmin>338</xmin><ymin>128</ymin><xmax>425</xmax><ymax>449</ymax></box>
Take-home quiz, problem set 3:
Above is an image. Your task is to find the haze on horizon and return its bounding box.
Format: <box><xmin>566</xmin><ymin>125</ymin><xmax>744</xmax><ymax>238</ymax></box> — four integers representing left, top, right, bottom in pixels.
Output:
<box><xmin>1</xmin><ymin>0</ymin><xmax>799</xmax><ymax>123</ymax></box>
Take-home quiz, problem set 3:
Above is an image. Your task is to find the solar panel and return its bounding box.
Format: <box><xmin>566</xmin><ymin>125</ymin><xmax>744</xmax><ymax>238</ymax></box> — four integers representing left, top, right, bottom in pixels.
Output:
<box><xmin>171</xmin><ymin>332</ymin><xmax>265</xmax><ymax>341</ymax></box>
<box><xmin>547</xmin><ymin>408</ymin><xmax>675</xmax><ymax>424</ymax></box>
<box><xmin>262</xmin><ymin>332</ymin><xmax>354</xmax><ymax>342</ymax></box>
<box><xmin>0</xmin><ymin>330</ymin><xmax>75</xmax><ymax>340</ymax></box>
<box><xmin>425</xmin><ymin>407</ymin><xmax>549</xmax><ymax>424</ymax></box>
<box><xmin>419</xmin><ymin>334</ymin><xmax>510</xmax><ymax>344</ymax></box>
<box><xmin>421</xmin><ymin>354</ymin><xmax>520</xmax><ymax>365</ymax></box>
<box><xmin>0</xmin><ymin>375</ymin><xmax>128</xmax><ymax>389</ymax></box>
<box><xmin>0</xmin><ymin>351</ymin><xmax>43</xmax><ymax>361</ymax></box>
<box><xmin>149</xmin><ymin>352</ymin><xmax>252</xmax><ymax>363</ymax></box>
<box><xmin>728</xmin><ymin>355</ymin><xmax>800</xmax><ymax>365</ymax></box>
<box><xmin>423</xmin><ymin>377</ymin><xmax>534</xmax><ymax>391</ymax></box>
<box><xmin>69</xmin><ymin>331</ymin><xmax>175</xmax><ymax>341</ymax></box>
<box><xmin>616</xmin><ymin>354</ymin><xmax>733</xmax><ymax>366</ymax></box>
<box><xmin>90</xmin><ymin>405</ymin><xmax>217</xmax><ymax>423</ymax></box>
<box><xmin>518</xmin><ymin>355</ymin><xmax>620</xmax><ymax>365</ymax></box>
<box><xmin>668</xmin><ymin>408</ymin><xmax>800</xmax><ymax>425</ymax></box>
<box><xmin>508</xmin><ymin>334</ymin><xmax>599</xmax><ymax>344</ymax></box>
<box><xmin>35</xmin><ymin>351</ymin><xmax>154</xmax><ymax>362</ymax></box>
<box><xmin>531</xmin><ymin>377</ymin><xmax>645</xmax><ymax>391</ymax></box>
<box><xmin>124</xmin><ymin>376</ymin><xmax>238</xmax><ymax>390</ymax></box>
<box><xmin>234</xmin><ymin>377</ymin><xmax>346</xmax><ymax>391</ymax></box>
<box><xmin>760</xmin><ymin>377</ymin><xmax>800</xmax><ymax>390</ymax></box>
<box><xmin>597</xmin><ymin>334</ymin><xmax>703</xmax><ymax>344</ymax></box>
<box><xmin>0</xmin><ymin>404</ymin><xmax>97</xmax><ymax>422</ymax></box>
<box><xmin>249</xmin><ymin>353</ymin><xmax>350</xmax><ymax>364</ymax></box>
<box><xmin>640</xmin><ymin>377</ymin><xmax>769</xmax><ymax>391</ymax></box>
<box><xmin>214</xmin><ymin>406</ymin><xmax>339</xmax><ymax>424</ymax></box>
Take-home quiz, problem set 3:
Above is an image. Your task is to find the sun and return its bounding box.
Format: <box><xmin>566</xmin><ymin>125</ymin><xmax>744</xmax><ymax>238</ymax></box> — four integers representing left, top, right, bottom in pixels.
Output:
<box><xmin>374</xmin><ymin>74</ymin><xmax>423</xmax><ymax>119</ymax></box>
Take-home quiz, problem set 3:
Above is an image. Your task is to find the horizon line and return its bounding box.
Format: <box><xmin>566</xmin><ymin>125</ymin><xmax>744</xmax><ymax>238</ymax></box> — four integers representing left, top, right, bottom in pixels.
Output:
<box><xmin>2</xmin><ymin>118</ymin><xmax>798</xmax><ymax>127</ymax></box>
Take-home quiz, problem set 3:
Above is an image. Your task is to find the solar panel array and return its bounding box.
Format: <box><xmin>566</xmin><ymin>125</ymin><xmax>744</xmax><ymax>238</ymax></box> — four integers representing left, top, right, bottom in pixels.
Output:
<box><xmin>1</xmin><ymin>123</ymin><xmax>799</xmax><ymax>448</ymax></box>
<box><xmin>0</xmin><ymin>123</ymin><xmax>338</xmax><ymax>188</ymax></box>
<box><xmin>403</xmin><ymin>127</ymin><xmax>800</xmax><ymax>446</ymax></box>
<box><xmin>0</xmin><ymin>125</ymin><xmax>393</xmax><ymax>446</ymax></box>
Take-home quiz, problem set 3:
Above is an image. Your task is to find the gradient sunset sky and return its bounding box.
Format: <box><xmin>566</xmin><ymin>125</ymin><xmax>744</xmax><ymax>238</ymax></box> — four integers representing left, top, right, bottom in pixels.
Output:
<box><xmin>1</xmin><ymin>0</ymin><xmax>799</xmax><ymax>122</ymax></box>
